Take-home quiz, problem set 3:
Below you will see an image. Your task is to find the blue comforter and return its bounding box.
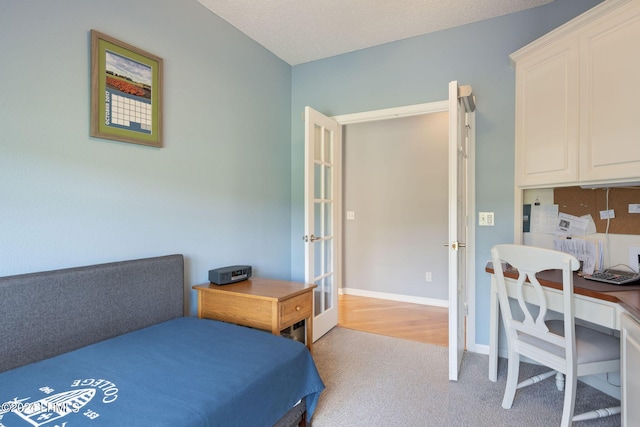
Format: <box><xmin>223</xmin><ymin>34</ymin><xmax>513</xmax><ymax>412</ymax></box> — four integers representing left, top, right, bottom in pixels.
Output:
<box><xmin>0</xmin><ymin>317</ymin><xmax>324</xmax><ymax>426</ymax></box>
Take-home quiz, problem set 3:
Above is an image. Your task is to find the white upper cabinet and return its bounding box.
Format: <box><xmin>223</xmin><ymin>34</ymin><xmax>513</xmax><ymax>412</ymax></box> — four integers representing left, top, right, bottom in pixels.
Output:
<box><xmin>514</xmin><ymin>37</ymin><xmax>580</xmax><ymax>186</ymax></box>
<box><xmin>579</xmin><ymin>3</ymin><xmax>640</xmax><ymax>181</ymax></box>
<box><xmin>512</xmin><ymin>0</ymin><xmax>640</xmax><ymax>188</ymax></box>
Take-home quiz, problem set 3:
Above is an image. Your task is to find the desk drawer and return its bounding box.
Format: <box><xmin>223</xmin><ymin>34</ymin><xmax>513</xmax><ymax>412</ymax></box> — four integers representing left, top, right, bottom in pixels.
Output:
<box><xmin>510</xmin><ymin>281</ymin><xmax>618</xmax><ymax>329</ymax></box>
<box><xmin>575</xmin><ymin>298</ymin><xmax>617</xmax><ymax>329</ymax></box>
<box><xmin>280</xmin><ymin>293</ymin><xmax>312</xmax><ymax>327</ymax></box>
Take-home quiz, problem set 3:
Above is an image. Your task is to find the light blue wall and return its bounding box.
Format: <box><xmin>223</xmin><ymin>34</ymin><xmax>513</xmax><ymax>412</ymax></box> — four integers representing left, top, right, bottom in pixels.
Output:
<box><xmin>290</xmin><ymin>0</ymin><xmax>602</xmax><ymax>346</ymax></box>
<box><xmin>0</xmin><ymin>0</ymin><xmax>292</xmax><ymax>314</ymax></box>
<box><xmin>1</xmin><ymin>0</ymin><xmax>604</xmax><ymax>344</ymax></box>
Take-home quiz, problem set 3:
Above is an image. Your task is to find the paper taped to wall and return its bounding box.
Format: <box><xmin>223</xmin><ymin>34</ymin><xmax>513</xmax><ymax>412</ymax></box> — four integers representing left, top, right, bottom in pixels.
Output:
<box><xmin>557</xmin><ymin>213</ymin><xmax>596</xmax><ymax>237</ymax></box>
<box><xmin>530</xmin><ymin>204</ymin><xmax>558</xmax><ymax>234</ymax></box>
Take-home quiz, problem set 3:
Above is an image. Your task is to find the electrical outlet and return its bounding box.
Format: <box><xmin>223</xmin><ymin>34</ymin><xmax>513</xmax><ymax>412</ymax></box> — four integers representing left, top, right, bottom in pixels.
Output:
<box><xmin>425</xmin><ymin>272</ymin><xmax>432</xmax><ymax>282</ymax></box>
<box><xmin>346</xmin><ymin>211</ymin><xmax>355</xmax><ymax>220</ymax></box>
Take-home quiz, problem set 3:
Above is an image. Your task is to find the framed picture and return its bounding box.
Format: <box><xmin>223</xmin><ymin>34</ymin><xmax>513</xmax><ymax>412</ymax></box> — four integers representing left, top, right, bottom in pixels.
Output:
<box><xmin>91</xmin><ymin>30</ymin><xmax>163</xmax><ymax>147</ymax></box>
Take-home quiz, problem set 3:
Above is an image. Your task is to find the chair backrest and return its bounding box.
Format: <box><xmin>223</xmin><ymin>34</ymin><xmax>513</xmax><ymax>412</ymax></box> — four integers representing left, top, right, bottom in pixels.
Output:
<box><xmin>491</xmin><ymin>244</ymin><xmax>580</xmax><ymax>365</ymax></box>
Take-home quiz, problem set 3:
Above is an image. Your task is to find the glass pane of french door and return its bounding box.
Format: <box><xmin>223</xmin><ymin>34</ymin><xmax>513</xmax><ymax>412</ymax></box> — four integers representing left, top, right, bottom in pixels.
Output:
<box><xmin>312</xmin><ymin>126</ymin><xmax>334</xmax><ymax>317</ymax></box>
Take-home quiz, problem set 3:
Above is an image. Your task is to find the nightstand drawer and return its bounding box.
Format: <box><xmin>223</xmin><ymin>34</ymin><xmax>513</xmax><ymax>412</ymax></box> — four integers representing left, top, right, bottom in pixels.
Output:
<box><xmin>280</xmin><ymin>293</ymin><xmax>312</xmax><ymax>327</ymax></box>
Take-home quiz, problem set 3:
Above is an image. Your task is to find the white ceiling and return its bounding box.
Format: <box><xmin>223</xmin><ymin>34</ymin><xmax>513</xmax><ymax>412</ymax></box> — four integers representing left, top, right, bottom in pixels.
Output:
<box><xmin>196</xmin><ymin>0</ymin><xmax>553</xmax><ymax>65</ymax></box>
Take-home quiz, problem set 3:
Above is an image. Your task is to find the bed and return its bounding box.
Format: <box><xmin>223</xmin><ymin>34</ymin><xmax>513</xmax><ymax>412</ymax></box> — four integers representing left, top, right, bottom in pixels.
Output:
<box><xmin>0</xmin><ymin>255</ymin><xmax>324</xmax><ymax>426</ymax></box>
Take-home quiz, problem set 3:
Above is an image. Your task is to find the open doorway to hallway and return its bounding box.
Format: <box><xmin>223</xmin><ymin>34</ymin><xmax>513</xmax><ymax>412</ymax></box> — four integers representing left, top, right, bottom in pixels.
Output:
<box><xmin>340</xmin><ymin>113</ymin><xmax>449</xmax><ymax>346</ymax></box>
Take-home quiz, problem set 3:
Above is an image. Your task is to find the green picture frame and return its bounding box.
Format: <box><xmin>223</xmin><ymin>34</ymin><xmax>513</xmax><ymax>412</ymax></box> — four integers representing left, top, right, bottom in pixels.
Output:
<box><xmin>90</xmin><ymin>30</ymin><xmax>163</xmax><ymax>147</ymax></box>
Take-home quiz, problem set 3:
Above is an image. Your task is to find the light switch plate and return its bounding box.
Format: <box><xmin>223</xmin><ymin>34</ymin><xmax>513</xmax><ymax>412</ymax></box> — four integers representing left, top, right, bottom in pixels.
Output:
<box><xmin>479</xmin><ymin>212</ymin><xmax>494</xmax><ymax>226</ymax></box>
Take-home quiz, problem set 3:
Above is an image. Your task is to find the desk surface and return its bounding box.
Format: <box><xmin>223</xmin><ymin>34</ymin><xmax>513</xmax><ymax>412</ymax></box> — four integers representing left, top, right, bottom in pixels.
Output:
<box><xmin>485</xmin><ymin>262</ymin><xmax>640</xmax><ymax>321</ymax></box>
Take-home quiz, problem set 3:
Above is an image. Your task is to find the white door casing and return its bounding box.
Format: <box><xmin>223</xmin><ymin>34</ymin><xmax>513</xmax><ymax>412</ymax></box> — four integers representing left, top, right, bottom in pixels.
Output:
<box><xmin>304</xmin><ymin>106</ymin><xmax>342</xmax><ymax>342</ymax></box>
<box><xmin>448</xmin><ymin>81</ymin><xmax>475</xmax><ymax>381</ymax></box>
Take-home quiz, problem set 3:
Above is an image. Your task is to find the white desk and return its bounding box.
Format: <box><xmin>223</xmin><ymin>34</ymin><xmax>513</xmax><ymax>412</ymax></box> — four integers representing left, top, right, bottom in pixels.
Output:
<box><xmin>487</xmin><ymin>263</ymin><xmax>640</xmax><ymax>425</ymax></box>
<box><xmin>486</xmin><ymin>263</ymin><xmax>639</xmax><ymax>382</ymax></box>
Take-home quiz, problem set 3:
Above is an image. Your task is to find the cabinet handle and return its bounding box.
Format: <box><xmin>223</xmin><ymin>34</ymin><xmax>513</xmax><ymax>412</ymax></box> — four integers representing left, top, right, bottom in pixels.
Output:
<box><xmin>296</xmin><ymin>306</ymin><xmax>301</xmax><ymax>311</ymax></box>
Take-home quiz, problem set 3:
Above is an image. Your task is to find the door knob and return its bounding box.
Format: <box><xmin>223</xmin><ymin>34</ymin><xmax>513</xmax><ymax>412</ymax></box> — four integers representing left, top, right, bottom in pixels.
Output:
<box><xmin>445</xmin><ymin>241</ymin><xmax>466</xmax><ymax>250</ymax></box>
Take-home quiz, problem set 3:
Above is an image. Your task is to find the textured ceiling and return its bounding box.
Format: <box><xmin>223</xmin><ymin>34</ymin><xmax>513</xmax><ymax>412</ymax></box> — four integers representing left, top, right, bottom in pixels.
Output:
<box><xmin>196</xmin><ymin>0</ymin><xmax>554</xmax><ymax>65</ymax></box>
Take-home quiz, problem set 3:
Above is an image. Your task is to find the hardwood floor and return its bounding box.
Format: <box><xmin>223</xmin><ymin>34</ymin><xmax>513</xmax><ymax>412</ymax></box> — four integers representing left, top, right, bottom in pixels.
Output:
<box><xmin>338</xmin><ymin>294</ymin><xmax>448</xmax><ymax>346</ymax></box>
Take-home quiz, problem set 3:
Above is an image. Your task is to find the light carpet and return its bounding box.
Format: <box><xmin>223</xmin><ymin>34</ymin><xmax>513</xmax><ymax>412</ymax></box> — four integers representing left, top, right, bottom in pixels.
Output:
<box><xmin>311</xmin><ymin>327</ymin><xmax>621</xmax><ymax>426</ymax></box>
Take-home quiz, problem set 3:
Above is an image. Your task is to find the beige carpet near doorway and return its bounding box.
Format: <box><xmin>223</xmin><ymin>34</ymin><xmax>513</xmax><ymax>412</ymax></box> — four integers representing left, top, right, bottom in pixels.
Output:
<box><xmin>311</xmin><ymin>327</ymin><xmax>621</xmax><ymax>427</ymax></box>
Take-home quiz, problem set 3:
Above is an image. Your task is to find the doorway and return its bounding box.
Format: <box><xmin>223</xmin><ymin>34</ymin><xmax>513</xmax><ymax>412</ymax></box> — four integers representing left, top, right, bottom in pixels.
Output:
<box><xmin>340</xmin><ymin>112</ymin><xmax>449</xmax><ymax>346</ymax></box>
<box><xmin>305</xmin><ymin>91</ymin><xmax>476</xmax><ymax>360</ymax></box>
<box><xmin>342</xmin><ymin>113</ymin><xmax>449</xmax><ymax>303</ymax></box>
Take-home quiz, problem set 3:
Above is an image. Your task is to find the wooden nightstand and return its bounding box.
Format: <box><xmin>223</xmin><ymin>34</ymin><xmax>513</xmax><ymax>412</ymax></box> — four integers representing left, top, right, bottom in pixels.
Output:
<box><xmin>192</xmin><ymin>278</ymin><xmax>316</xmax><ymax>353</ymax></box>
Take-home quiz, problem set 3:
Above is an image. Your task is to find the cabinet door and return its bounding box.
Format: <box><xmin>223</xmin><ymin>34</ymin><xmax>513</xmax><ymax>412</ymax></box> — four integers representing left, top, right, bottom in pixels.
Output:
<box><xmin>621</xmin><ymin>313</ymin><xmax>640</xmax><ymax>426</ymax></box>
<box><xmin>580</xmin><ymin>2</ymin><xmax>640</xmax><ymax>182</ymax></box>
<box><xmin>515</xmin><ymin>38</ymin><xmax>579</xmax><ymax>187</ymax></box>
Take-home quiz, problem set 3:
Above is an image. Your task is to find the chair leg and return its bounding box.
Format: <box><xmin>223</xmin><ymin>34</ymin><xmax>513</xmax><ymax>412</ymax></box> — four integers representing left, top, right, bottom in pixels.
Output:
<box><xmin>517</xmin><ymin>369</ymin><xmax>556</xmax><ymax>389</ymax></box>
<box><xmin>572</xmin><ymin>406</ymin><xmax>621</xmax><ymax>422</ymax></box>
<box><xmin>555</xmin><ymin>371</ymin><xmax>565</xmax><ymax>391</ymax></box>
<box><xmin>502</xmin><ymin>351</ymin><xmax>520</xmax><ymax>409</ymax></box>
<box><xmin>560</xmin><ymin>373</ymin><xmax>577</xmax><ymax>427</ymax></box>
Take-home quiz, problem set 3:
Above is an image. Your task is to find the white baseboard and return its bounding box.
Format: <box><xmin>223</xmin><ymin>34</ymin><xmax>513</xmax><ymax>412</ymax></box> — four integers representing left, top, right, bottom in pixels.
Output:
<box><xmin>340</xmin><ymin>287</ymin><xmax>449</xmax><ymax>308</ymax></box>
<box><xmin>469</xmin><ymin>343</ymin><xmax>490</xmax><ymax>355</ymax></box>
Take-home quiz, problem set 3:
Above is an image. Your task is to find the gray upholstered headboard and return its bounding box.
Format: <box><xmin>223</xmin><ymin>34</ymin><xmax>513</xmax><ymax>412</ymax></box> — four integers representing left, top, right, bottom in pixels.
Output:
<box><xmin>0</xmin><ymin>254</ymin><xmax>184</xmax><ymax>373</ymax></box>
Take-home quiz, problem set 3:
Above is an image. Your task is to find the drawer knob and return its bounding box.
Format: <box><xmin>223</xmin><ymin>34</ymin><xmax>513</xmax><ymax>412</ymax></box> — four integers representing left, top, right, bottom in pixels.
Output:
<box><xmin>296</xmin><ymin>306</ymin><xmax>301</xmax><ymax>311</ymax></box>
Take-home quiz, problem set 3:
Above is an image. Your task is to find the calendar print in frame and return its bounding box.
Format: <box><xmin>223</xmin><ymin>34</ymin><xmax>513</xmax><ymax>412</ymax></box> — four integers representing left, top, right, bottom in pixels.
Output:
<box><xmin>91</xmin><ymin>30</ymin><xmax>163</xmax><ymax>147</ymax></box>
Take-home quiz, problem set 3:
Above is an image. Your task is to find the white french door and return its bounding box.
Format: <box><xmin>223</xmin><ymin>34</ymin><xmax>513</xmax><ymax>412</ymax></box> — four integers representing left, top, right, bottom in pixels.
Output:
<box><xmin>303</xmin><ymin>106</ymin><xmax>342</xmax><ymax>342</ymax></box>
<box><xmin>448</xmin><ymin>81</ymin><xmax>475</xmax><ymax>381</ymax></box>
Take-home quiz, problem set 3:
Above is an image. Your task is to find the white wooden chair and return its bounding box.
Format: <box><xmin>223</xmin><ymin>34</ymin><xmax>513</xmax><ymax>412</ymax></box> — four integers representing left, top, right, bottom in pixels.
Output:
<box><xmin>491</xmin><ymin>244</ymin><xmax>620</xmax><ymax>426</ymax></box>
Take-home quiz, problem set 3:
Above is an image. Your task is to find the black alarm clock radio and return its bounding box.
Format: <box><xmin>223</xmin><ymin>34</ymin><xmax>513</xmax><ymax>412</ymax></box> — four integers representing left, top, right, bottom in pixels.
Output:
<box><xmin>208</xmin><ymin>265</ymin><xmax>252</xmax><ymax>285</ymax></box>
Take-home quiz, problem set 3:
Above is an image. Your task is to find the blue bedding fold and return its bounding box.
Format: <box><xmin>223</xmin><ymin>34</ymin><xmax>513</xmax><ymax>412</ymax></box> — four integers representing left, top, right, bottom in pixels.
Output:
<box><xmin>0</xmin><ymin>317</ymin><xmax>324</xmax><ymax>427</ymax></box>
